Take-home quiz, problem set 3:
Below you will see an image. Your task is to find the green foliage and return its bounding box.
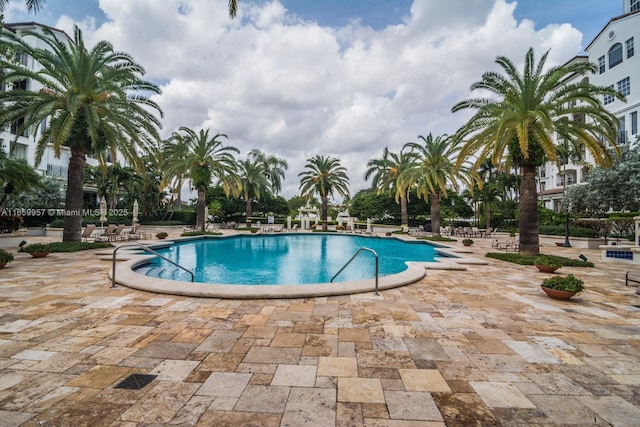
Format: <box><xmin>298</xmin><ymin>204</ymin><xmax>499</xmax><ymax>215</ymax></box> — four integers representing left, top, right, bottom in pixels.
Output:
<box><xmin>48</xmin><ymin>219</ymin><xmax>64</xmax><ymax>228</ymax></box>
<box><xmin>462</xmin><ymin>238</ymin><xmax>474</xmax><ymax>245</ymax></box>
<box><xmin>170</xmin><ymin>210</ymin><xmax>197</xmax><ymax>225</ymax></box>
<box><xmin>486</xmin><ymin>252</ymin><xmax>593</xmax><ymax>267</ymax></box>
<box><xmin>566</xmin><ymin>145</ymin><xmax>640</xmax><ymax>216</ymax></box>
<box><xmin>538</xmin><ymin>225</ymin><xmax>599</xmax><ymax>238</ymax></box>
<box><xmin>180</xmin><ymin>231</ymin><xmax>223</xmax><ymax>237</ymax></box>
<box><xmin>22</xmin><ymin>243</ymin><xmax>51</xmax><ymax>254</ymax></box>
<box><xmin>534</xmin><ymin>255</ymin><xmax>562</xmax><ymax>269</ymax></box>
<box><xmin>155</xmin><ymin>232</ymin><xmax>168</xmax><ymax>239</ymax></box>
<box><xmin>0</xmin><ymin>248</ymin><xmax>14</xmax><ymax>263</ymax></box>
<box><xmin>541</xmin><ymin>274</ymin><xmax>585</xmax><ymax>293</ymax></box>
<box><xmin>47</xmin><ymin>241</ymin><xmax>112</xmax><ymax>252</ymax></box>
<box><xmin>0</xmin><ymin>215</ymin><xmax>23</xmax><ymax>233</ymax></box>
<box><xmin>417</xmin><ymin>236</ymin><xmax>457</xmax><ymax>242</ymax></box>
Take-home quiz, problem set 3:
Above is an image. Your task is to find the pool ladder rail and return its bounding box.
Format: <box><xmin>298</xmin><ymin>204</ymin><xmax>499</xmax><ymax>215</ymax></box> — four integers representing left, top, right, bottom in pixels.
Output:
<box><xmin>330</xmin><ymin>247</ymin><xmax>379</xmax><ymax>295</ymax></box>
<box><xmin>111</xmin><ymin>243</ymin><xmax>194</xmax><ymax>288</ymax></box>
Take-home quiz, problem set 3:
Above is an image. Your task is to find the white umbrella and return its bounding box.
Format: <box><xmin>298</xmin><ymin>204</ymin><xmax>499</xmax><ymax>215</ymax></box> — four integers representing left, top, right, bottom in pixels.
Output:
<box><xmin>99</xmin><ymin>196</ymin><xmax>107</xmax><ymax>229</ymax></box>
<box><xmin>132</xmin><ymin>199</ymin><xmax>139</xmax><ymax>224</ymax></box>
<box><xmin>204</xmin><ymin>206</ymin><xmax>209</xmax><ymax>228</ymax></box>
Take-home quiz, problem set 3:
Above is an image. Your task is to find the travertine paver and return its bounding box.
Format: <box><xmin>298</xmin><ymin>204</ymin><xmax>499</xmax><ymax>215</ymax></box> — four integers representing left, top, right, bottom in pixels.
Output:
<box><xmin>0</xmin><ymin>230</ymin><xmax>639</xmax><ymax>426</ymax></box>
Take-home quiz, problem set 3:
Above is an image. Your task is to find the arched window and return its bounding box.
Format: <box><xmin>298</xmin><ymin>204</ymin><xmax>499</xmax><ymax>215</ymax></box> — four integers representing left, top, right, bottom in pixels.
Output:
<box><xmin>609</xmin><ymin>43</ymin><xmax>623</xmax><ymax>68</ymax></box>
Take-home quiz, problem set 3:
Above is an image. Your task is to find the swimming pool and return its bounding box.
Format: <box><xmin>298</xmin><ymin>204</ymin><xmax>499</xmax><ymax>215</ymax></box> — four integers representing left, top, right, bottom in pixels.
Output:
<box><xmin>136</xmin><ymin>234</ymin><xmax>445</xmax><ymax>285</ymax></box>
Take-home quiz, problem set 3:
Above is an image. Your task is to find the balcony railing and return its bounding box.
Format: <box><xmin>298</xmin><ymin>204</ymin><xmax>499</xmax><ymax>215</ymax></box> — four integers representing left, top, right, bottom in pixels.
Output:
<box><xmin>46</xmin><ymin>164</ymin><xmax>68</xmax><ymax>178</ymax></box>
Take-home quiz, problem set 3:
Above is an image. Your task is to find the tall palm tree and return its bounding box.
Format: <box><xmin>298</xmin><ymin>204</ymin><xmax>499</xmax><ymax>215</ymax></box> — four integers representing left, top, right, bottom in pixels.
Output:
<box><xmin>364</xmin><ymin>147</ymin><xmax>416</xmax><ymax>230</ymax></box>
<box><xmin>298</xmin><ymin>155</ymin><xmax>350</xmax><ymax>231</ymax></box>
<box><xmin>227</xmin><ymin>0</ymin><xmax>237</xmax><ymax>18</ymax></box>
<box><xmin>163</xmin><ymin>127</ymin><xmax>239</xmax><ymax>231</ymax></box>
<box><xmin>0</xmin><ymin>26</ymin><xmax>163</xmax><ymax>241</ymax></box>
<box><xmin>237</xmin><ymin>158</ymin><xmax>270</xmax><ymax>224</ymax></box>
<box><xmin>0</xmin><ymin>0</ymin><xmax>44</xmax><ymax>14</ymax></box>
<box><xmin>399</xmin><ymin>134</ymin><xmax>474</xmax><ymax>237</ymax></box>
<box><xmin>452</xmin><ymin>47</ymin><xmax>622</xmax><ymax>255</ymax></box>
<box><xmin>248</xmin><ymin>149</ymin><xmax>288</xmax><ymax>195</ymax></box>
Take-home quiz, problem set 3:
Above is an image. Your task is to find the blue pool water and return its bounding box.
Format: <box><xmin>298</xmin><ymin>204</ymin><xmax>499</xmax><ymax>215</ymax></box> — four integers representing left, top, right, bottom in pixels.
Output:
<box><xmin>137</xmin><ymin>234</ymin><xmax>446</xmax><ymax>285</ymax></box>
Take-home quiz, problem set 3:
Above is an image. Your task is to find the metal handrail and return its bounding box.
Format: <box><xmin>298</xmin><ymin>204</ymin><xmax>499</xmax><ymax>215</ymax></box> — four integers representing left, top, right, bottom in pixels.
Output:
<box><xmin>330</xmin><ymin>247</ymin><xmax>379</xmax><ymax>295</ymax></box>
<box><xmin>111</xmin><ymin>243</ymin><xmax>194</xmax><ymax>288</ymax></box>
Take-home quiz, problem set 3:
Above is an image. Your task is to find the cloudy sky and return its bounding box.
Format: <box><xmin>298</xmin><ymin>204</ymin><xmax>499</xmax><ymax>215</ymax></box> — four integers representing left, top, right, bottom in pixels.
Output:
<box><xmin>5</xmin><ymin>0</ymin><xmax>623</xmax><ymax>199</ymax></box>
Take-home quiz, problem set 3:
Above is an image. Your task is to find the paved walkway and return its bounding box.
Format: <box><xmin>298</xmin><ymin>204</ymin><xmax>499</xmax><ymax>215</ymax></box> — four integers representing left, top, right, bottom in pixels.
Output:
<box><xmin>1</xmin><ymin>232</ymin><xmax>639</xmax><ymax>426</ymax></box>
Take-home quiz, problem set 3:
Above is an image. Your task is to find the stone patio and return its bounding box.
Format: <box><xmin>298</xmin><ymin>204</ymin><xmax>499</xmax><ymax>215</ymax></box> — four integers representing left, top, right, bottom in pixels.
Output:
<box><xmin>1</xmin><ymin>231</ymin><xmax>639</xmax><ymax>426</ymax></box>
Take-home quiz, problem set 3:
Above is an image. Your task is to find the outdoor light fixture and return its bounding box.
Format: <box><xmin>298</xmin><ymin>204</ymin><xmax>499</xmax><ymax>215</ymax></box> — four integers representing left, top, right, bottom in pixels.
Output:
<box><xmin>18</xmin><ymin>240</ymin><xmax>27</xmax><ymax>248</ymax></box>
<box><xmin>579</xmin><ymin>254</ymin><xmax>588</xmax><ymax>262</ymax></box>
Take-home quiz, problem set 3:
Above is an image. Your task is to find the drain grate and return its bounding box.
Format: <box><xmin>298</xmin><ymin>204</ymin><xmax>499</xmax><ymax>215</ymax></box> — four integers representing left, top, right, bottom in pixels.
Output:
<box><xmin>115</xmin><ymin>374</ymin><xmax>157</xmax><ymax>390</ymax></box>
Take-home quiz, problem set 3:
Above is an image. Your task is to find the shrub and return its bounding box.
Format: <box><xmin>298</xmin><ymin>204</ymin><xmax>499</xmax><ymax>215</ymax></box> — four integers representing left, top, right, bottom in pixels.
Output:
<box><xmin>417</xmin><ymin>236</ymin><xmax>457</xmax><ymax>242</ymax></box>
<box><xmin>47</xmin><ymin>242</ymin><xmax>112</xmax><ymax>252</ymax></box>
<box><xmin>486</xmin><ymin>252</ymin><xmax>594</xmax><ymax>267</ymax></box>
<box><xmin>48</xmin><ymin>218</ymin><xmax>65</xmax><ymax>228</ymax></box>
<box><xmin>539</xmin><ymin>225</ymin><xmax>599</xmax><ymax>238</ymax></box>
<box><xmin>534</xmin><ymin>255</ymin><xmax>563</xmax><ymax>269</ymax></box>
<box><xmin>541</xmin><ymin>274</ymin><xmax>585</xmax><ymax>293</ymax></box>
<box><xmin>180</xmin><ymin>231</ymin><xmax>222</xmax><ymax>237</ymax></box>
<box><xmin>462</xmin><ymin>238</ymin><xmax>474</xmax><ymax>246</ymax></box>
<box><xmin>0</xmin><ymin>215</ymin><xmax>23</xmax><ymax>233</ymax></box>
<box><xmin>155</xmin><ymin>232</ymin><xmax>169</xmax><ymax>239</ymax></box>
<box><xmin>22</xmin><ymin>243</ymin><xmax>52</xmax><ymax>254</ymax></box>
<box><xmin>0</xmin><ymin>248</ymin><xmax>14</xmax><ymax>263</ymax></box>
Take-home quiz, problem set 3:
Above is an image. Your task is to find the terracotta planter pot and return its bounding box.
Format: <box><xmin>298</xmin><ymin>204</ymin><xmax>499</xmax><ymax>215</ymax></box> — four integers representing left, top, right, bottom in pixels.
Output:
<box><xmin>0</xmin><ymin>262</ymin><xmax>6</xmax><ymax>269</ymax></box>
<box><xmin>29</xmin><ymin>252</ymin><xmax>50</xmax><ymax>258</ymax></box>
<box><xmin>541</xmin><ymin>286</ymin><xmax>577</xmax><ymax>300</ymax></box>
<box><xmin>555</xmin><ymin>242</ymin><xmax>564</xmax><ymax>247</ymax></box>
<box><xmin>535</xmin><ymin>265</ymin><xmax>558</xmax><ymax>273</ymax></box>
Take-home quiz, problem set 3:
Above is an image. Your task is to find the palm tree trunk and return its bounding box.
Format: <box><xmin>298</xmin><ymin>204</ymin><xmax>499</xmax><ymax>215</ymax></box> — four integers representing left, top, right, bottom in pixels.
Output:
<box><xmin>400</xmin><ymin>192</ymin><xmax>408</xmax><ymax>231</ymax></box>
<box><xmin>430</xmin><ymin>192</ymin><xmax>441</xmax><ymax>237</ymax></box>
<box><xmin>321</xmin><ymin>195</ymin><xmax>328</xmax><ymax>231</ymax></box>
<box><xmin>245</xmin><ymin>198</ymin><xmax>253</xmax><ymax>226</ymax></box>
<box><xmin>196</xmin><ymin>188</ymin><xmax>206</xmax><ymax>231</ymax></box>
<box><xmin>63</xmin><ymin>148</ymin><xmax>86</xmax><ymax>242</ymax></box>
<box><xmin>485</xmin><ymin>206</ymin><xmax>491</xmax><ymax>232</ymax></box>
<box><xmin>519</xmin><ymin>165</ymin><xmax>540</xmax><ymax>256</ymax></box>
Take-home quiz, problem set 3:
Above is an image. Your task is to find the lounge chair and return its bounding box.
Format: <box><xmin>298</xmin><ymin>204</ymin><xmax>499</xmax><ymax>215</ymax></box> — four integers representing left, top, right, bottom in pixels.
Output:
<box><xmin>80</xmin><ymin>224</ymin><xmax>96</xmax><ymax>242</ymax></box>
<box><xmin>110</xmin><ymin>224</ymin><xmax>126</xmax><ymax>241</ymax></box>
<box><xmin>95</xmin><ymin>224</ymin><xmax>116</xmax><ymax>241</ymax></box>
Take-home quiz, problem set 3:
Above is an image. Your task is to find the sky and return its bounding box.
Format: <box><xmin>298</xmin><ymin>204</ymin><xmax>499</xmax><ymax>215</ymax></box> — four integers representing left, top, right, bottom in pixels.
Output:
<box><xmin>3</xmin><ymin>0</ymin><xmax>625</xmax><ymax>200</ymax></box>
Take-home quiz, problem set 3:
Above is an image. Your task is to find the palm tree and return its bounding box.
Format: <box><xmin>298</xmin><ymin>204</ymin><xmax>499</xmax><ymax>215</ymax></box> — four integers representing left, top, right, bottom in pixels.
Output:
<box><xmin>298</xmin><ymin>155</ymin><xmax>350</xmax><ymax>231</ymax></box>
<box><xmin>0</xmin><ymin>150</ymin><xmax>42</xmax><ymax>210</ymax></box>
<box><xmin>248</xmin><ymin>149</ymin><xmax>288</xmax><ymax>195</ymax></box>
<box><xmin>227</xmin><ymin>0</ymin><xmax>237</xmax><ymax>18</ymax></box>
<box><xmin>163</xmin><ymin>127</ymin><xmax>239</xmax><ymax>231</ymax></box>
<box><xmin>364</xmin><ymin>147</ymin><xmax>416</xmax><ymax>230</ymax></box>
<box><xmin>399</xmin><ymin>134</ymin><xmax>473</xmax><ymax>237</ymax></box>
<box><xmin>237</xmin><ymin>158</ymin><xmax>270</xmax><ymax>224</ymax></box>
<box><xmin>452</xmin><ymin>47</ymin><xmax>622</xmax><ymax>255</ymax></box>
<box><xmin>0</xmin><ymin>0</ymin><xmax>44</xmax><ymax>14</ymax></box>
<box><xmin>0</xmin><ymin>26</ymin><xmax>163</xmax><ymax>241</ymax></box>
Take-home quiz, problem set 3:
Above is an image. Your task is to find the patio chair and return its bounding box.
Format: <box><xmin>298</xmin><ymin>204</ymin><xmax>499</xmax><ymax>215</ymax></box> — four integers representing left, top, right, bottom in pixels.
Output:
<box><xmin>80</xmin><ymin>224</ymin><xmax>96</xmax><ymax>242</ymax></box>
<box><xmin>123</xmin><ymin>224</ymin><xmax>140</xmax><ymax>240</ymax></box>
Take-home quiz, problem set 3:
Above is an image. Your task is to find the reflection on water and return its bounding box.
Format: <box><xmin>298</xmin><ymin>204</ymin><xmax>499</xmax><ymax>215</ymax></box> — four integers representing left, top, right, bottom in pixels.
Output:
<box><xmin>145</xmin><ymin>234</ymin><xmax>441</xmax><ymax>285</ymax></box>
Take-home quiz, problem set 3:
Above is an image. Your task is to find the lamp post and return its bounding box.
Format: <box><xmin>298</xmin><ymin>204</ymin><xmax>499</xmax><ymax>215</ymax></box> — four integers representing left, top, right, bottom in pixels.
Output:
<box><xmin>562</xmin><ymin>164</ymin><xmax>571</xmax><ymax>247</ymax></box>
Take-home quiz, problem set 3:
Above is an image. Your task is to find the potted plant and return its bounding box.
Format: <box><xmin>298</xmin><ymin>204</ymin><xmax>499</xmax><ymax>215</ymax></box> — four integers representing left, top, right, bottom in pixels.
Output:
<box><xmin>540</xmin><ymin>274</ymin><xmax>584</xmax><ymax>300</ymax></box>
<box><xmin>0</xmin><ymin>248</ymin><xmax>14</xmax><ymax>268</ymax></box>
<box><xmin>462</xmin><ymin>238</ymin><xmax>474</xmax><ymax>246</ymax></box>
<box><xmin>23</xmin><ymin>243</ymin><xmax>52</xmax><ymax>258</ymax></box>
<box><xmin>155</xmin><ymin>232</ymin><xmax>168</xmax><ymax>240</ymax></box>
<box><xmin>534</xmin><ymin>255</ymin><xmax>562</xmax><ymax>273</ymax></box>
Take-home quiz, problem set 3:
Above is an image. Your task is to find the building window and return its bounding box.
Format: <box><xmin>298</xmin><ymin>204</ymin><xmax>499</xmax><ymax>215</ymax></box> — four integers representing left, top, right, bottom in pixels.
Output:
<box><xmin>632</xmin><ymin>0</ymin><xmax>640</xmax><ymax>12</ymax></box>
<box><xmin>609</xmin><ymin>43</ymin><xmax>623</xmax><ymax>68</ymax></box>
<box><xmin>604</xmin><ymin>85</ymin><xmax>615</xmax><ymax>105</ymax></box>
<box><xmin>627</xmin><ymin>37</ymin><xmax>635</xmax><ymax>58</ymax></box>
<box><xmin>598</xmin><ymin>56</ymin><xmax>605</xmax><ymax>73</ymax></box>
<box><xmin>617</xmin><ymin>77</ymin><xmax>631</xmax><ymax>96</ymax></box>
<box><xmin>632</xmin><ymin>111</ymin><xmax>638</xmax><ymax>135</ymax></box>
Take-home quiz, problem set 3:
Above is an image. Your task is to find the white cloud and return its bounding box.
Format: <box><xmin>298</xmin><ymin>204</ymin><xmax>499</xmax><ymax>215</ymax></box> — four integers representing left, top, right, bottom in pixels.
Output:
<box><xmin>59</xmin><ymin>0</ymin><xmax>584</xmax><ymax>199</ymax></box>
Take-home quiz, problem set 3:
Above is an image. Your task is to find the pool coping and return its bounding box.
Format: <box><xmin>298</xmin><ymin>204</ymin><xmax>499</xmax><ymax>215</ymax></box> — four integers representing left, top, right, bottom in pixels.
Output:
<box><xmin>108</xmin><ymin>234</ymin><xmax>473</xmax><ymax>299</ymax></box>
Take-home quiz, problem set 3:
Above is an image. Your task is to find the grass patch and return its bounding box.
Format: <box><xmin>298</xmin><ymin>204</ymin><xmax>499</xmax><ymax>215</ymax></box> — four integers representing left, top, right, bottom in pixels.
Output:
<box><xmin>417</xmin><ymin>236</ymin><xmax>457</xmax><ymax>242</ymax></box>
<box><xmin>180</xmin><ymin>231</ymin><xmax>223</xmax><ymax>237</ymax></box>
<box><xmin>46</xmin><ymin>241</ymin><xmax>113</xmax><ymax>252</ymax></box>
<box><xmin>486</xmin><ymin>252</ymin><xmax>593</xmax><ymax>267</ymax></box>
